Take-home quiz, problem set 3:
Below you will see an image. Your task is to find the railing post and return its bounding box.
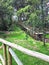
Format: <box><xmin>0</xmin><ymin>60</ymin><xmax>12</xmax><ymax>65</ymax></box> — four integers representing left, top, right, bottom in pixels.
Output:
<box><xmin>8</xmin><ymin>47</ymin><xmax>12</xmax><ymax>65</ymax></box>
<box><xmin>3</xmin><ymin>44</ymin><xmax>7</xmax><ymax>65</ymax></box>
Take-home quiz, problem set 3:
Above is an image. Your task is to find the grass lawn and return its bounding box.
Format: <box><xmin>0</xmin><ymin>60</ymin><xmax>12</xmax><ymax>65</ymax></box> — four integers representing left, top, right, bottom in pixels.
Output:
<box><xmin>0</xmin><ymin>29</ymin><xmax>49</xmax><ymax>65</ymax></box>
<box><xmin>46</xmin><ymin>34</ymin><xmax>49</xmax><ymax>38</ymax></box>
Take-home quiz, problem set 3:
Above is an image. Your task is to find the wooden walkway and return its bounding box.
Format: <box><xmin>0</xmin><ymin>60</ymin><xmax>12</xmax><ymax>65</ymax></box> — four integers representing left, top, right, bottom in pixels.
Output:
<box><xmin>17</xmin><ymin>22</ymin><xmax>49</xmax><ymax>42</ymax></box>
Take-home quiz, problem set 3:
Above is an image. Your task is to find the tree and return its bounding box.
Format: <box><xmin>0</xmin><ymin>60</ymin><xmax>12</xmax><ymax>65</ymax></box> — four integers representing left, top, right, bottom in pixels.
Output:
<box><xmin>0</xmin><ymin>0</ymin><xmax>14</xmax><ymax>31</ymax></box>
<box><xmin>0</xmin><ymin>0</ymin><xmax>48</xmax><ymax>33</ymax></box>
<box><xmin>16</xmin><ymin>0</ymin><xmax>41</xmax><ymax>31</ymax></box>
<box><xmin>16</xmin><ymin>0</ymin><xmax>48</xmax><ymax>32</ymax></box>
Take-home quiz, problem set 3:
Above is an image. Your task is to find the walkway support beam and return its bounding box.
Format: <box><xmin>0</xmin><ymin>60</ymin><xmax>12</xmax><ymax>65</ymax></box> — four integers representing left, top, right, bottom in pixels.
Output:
<box><xmin>8</xmin><ymin>47</ymin><xmax>12</xmax><ymax>65</ymax></box>
<box><xmin>3</xmin><ymin>44</ymin><xmax>7</xmax><ymax>65</ymax></box>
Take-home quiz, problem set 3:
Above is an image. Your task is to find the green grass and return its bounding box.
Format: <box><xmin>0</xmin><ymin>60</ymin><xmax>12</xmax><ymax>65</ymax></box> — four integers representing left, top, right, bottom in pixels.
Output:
<box><xmin>6</xmin><ymin>31</ymin><xmax>49</xmax><ymax>65</ymax></box>
<box><xmin>0</xmin><ymin>42</ymin><xmax>3</xmax><ymax>54</ymax></box>
<box><xmin>12</xmin><ymin>49</ymin><xmax>49</xmax><ymax>65</ymax></box>
<box><xmin>0</xmin><ymin>29</ymin><xmax>49</xmax><ymax>65</ymax></box>
<box><xmin>46</xmin><ymin>34</ymin><xmax>49</xmax><ymax>38</ymax></box>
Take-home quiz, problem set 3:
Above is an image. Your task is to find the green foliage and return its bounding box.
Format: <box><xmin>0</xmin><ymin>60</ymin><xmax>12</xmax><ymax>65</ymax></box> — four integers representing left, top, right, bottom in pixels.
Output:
<box><xmin>17</xmin><ymin>5</ymin><xmax>31</xmax><ymax>16</ymax></box>
<box><xmin>17</xmin><ymin>0</ymin><xmax>49</xmax><ymax>32</ymax></box>
<box><xmin>16</xmin><ymin>0</ymin><xmax>43</xmax><ymax>31</ymax></box>
<box><xmin>27</xmin><ymin>0</ymin><xmax>40</xmax><ymax>4</ymax></box>
<box><xmin>29</xmin><ymin>13</ymin><xmax>37</xmax><ymax>20</ymax></box>
<box><xmin>0</xmin><ymin>0</ymin><xmax>14</xmax><ymax>31</ymax></box>
<box><xmin>0</xmin><ymin>0</ymin><xmax>48</xmax><ymax>31</ymax></box>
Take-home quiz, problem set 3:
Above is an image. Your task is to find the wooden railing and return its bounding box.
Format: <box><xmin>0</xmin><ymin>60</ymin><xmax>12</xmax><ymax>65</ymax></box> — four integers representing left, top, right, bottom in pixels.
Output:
<box><xmin>0</xmin><ymin>38</ymin><xmax>49</xmax><ymax>65</ymax></box>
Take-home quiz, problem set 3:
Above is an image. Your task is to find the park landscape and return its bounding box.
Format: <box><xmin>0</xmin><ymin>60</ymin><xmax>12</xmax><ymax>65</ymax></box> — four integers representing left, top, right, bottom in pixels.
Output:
<box><xmin>0</xmin><ymin>0</ymin><xmax>49</xmax><ymax>65</ymax></box>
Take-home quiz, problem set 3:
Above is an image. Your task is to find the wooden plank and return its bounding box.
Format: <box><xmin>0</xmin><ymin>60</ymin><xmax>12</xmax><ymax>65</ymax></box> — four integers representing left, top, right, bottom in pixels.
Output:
<box><xmin>3</xmin><ymin>44</ymin><xmax>7</xmax><ymax>65</ymax></box>
<box><xmin>9</xmin><ymin>48</ymin><xmax>23</xmax><ymax>65</ymax></box>
<box><xmin>0</xmin><ymin>55</ymin><xmax>5</xmax><ymax>65</ymax></box>
<box><xmin>8</xmin><ymin>47</ymin><xmax>12</xmax><ymax>65</ymax></box>
<box><xmin>0</xmin><ymin>38</ymin><xmax>49</xmax><ymax>62</ymax></box>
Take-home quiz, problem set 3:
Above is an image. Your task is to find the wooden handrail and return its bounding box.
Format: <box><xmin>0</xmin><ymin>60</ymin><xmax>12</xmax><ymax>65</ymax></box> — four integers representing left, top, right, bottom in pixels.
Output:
<box><xmin>0</xmin><ymin>38</ymin><xmax>49</xmax><ymax>62</ymax></box>
<box><xmin>9</xmin><ymin>48</ymin><xmax>23</xmax><ymax>65</ymax></box>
